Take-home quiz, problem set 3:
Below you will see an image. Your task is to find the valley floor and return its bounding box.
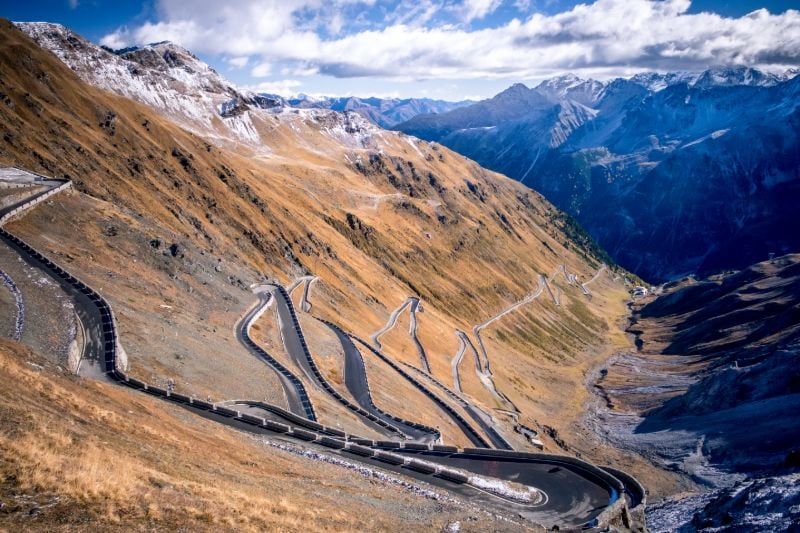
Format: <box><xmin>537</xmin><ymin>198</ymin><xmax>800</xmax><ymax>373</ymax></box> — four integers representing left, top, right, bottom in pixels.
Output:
<box><xmin>578</xmin><ymin>256</ymin><xmax>800</xmax><ymax>530</ymax></box>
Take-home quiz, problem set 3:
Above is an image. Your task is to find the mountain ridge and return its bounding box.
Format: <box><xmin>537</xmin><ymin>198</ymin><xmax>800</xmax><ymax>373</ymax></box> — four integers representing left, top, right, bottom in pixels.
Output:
<box><xmin>286</xmin><ymin>94</ymin><xmax>473</xmax><ymax>129</ymax></box>
<box><xmin>394</xmin><ymin>66</ymin><xmax>800</xmax><ymax>282</ymax></box>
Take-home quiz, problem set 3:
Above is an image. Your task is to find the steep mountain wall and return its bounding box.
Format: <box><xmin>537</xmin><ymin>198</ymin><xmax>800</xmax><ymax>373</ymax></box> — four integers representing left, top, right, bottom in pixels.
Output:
<box><xmin>396</xmin><ymin>70</ymin><xmax>800</xmax><ymax>282</ymax></box>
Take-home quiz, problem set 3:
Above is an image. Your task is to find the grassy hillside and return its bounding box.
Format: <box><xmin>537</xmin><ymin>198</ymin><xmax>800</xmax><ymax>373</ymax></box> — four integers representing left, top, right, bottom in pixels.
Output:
<box><xmin>0</xmin><ymin>338</ymin><xmax>515</xmax><ymax>531</ymax></box>
<box><xmin>0</xmin><ymin>16</ymin><xmax>639</xmax><ymax>495</ymax></box>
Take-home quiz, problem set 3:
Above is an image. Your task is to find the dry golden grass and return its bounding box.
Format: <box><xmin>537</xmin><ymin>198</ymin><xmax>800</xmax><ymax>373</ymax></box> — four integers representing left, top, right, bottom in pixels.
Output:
<box><xmin>0</xmin><ymin>339</ymin><xmax>520</xmax><ymax>532</ymax></box>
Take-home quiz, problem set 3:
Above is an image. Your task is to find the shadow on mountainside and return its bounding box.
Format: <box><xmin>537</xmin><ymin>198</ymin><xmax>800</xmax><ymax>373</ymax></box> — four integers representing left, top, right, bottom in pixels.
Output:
<box><xmin>631</xmin><ymin>255</ymin><xmax>800</xmax><ymax>476</ymax></box>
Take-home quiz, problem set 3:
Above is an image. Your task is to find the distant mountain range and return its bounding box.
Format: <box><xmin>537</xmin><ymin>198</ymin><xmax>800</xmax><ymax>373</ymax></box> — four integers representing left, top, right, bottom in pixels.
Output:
<box><xmin>285</xmin><ymin>95</ymin><xmax>473</xmax><ymax>129</ymax></box>
<box><xmin>394</xmin><ymin>67</ymin><xmax>800</xmax><ymax>282</ymax></box>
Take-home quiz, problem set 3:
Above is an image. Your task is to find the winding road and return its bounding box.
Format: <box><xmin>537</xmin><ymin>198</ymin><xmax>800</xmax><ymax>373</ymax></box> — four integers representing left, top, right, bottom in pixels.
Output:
<box><xmin>0</xmin><ymin>166</ymin><xmax>642</xmax><ymax>530</ymax></box>
<box><xmin>581</xmin><ymin>265</ymin><xmax>607</xmax><ymax>296</ymax></box>
<box><xmin>258</xmin><ymin>283</ymin><xmax>406</xmax><ymax>437</ymax></box>
<box><xmin>285</xmin><ymin>276</ymin><xmax>441</xmax><ymax>441</ymax></box>
<box><xmin>543</xmin><ymin>276</ymin><xmax>560</xmax><ymax>306</ymax></box>
<box><xmin>371</xmin><ymin>296</ymin><xmax>431</xmax><ymax>373</ymax></box>
<box><xmin>287</xmin><ymin>274</ymin><xmax>317</xmax><ymax>312</ymax></box>
<box><xmin>352</xmin><ymin>335</ymin><xmax>493</xmax><ymax>449</ymax></box>
<box><xmin>472</xmin><ymin>275</ymin><xmax>546</xmax><ymax>376</ymax></box>
<box><xmin>235</xmin><ymin>289</ymin><xmax>316</xmax><ymax>419</ymax></box>
<box><xmin>320</xmin><ymin>319</ymin><xmax>440</xmax><ymax>442</ymax></box>
<box><xmin>468</xmin><ymin>261</ymin><xmax>608</xmax><ymax>393</ymax></box>
<box><xmin>401</xmin><ymin>361</ymin><xmax>514</xmax><ymax>450</ymax></box>
<box><xmin>549</xmin><ymin>264</ymin><xmax>577</xmax><ymax>286</ymax></box>
<box><xmin>390</xmin><ymin>447</ymin><xmax>619</xmax><ymax>527</ymax></box>
<box><xmin>450</xmin><ymin>332</ymin><xmax>467</xmax><ymax>393</ymax></box>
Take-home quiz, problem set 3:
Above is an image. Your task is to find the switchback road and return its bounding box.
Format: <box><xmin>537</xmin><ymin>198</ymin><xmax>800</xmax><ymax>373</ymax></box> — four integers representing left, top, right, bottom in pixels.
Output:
<box><xmin>0</xmin><ymin>166</ymin><xmax>641</xmax><ymax>530</ymax></box>
<box><xmin>371</xmin><ymin>296</ymin><xmax>431</xmax><ymax>373</ymax></box>
<box><xmin>235</xmin><ymin>290</ymin><xmax>315</xmax><ymax>419</ymax></box>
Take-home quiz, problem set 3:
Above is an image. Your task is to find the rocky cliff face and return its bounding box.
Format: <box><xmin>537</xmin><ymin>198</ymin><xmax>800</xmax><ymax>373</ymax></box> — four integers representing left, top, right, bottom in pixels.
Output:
<box><xmin>396</xmin><ymin>68</ymin><xmax>800</xmax><ymax>282</ymax></box>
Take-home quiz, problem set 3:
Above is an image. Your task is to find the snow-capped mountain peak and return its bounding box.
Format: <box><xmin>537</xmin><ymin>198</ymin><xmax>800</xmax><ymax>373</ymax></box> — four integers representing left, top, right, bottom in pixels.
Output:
<box><xmin>549</xmin><ymin>99</ymin><xmax>598</xmax><ymax>148</ymax></box>
<box><xmin>535</xmin><ymin>73</ymin><xmax>583</xmax><ymax>95</ymax></box>
<box><xmin>691</xmin><ymin>65</ymin><xmax>784</xmax><ymax>89</ymax></box>
<box><xmin>630</xmin><ymin>66</ymin><xmax>789</xmax><ymax>92</ymax></box>
<box><xmin>629</xmin><ymin>71</ymin><xmax>699</xmax><ymax>91</ymax></box>
<box><xmin>17</xmin><ymin>24</ymin><xmax>232</xmax><ymax>122</ymax></box>
<box><xmin>534</xmin><ymin>74</ymin><xmax>606</xmax><ymax>105</ymax></box>
<box><xmin>286</xmin><ymin>94</ymin><xmax>472</xmax><ymax>128</ymax></box>
<box><xmin>15</xmin><ymin>21</ymin><xmax>289</xmax><ymax>146</ymax></box>
<box><xmin>497</xmin><ymin>82</ymin><xmax>532</xmax><ymax>97</ymax></box>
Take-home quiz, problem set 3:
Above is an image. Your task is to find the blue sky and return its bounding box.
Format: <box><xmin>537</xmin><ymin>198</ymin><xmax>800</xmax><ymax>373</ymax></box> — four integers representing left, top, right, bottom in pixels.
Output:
<box><xmin>4</xmin><ymin>0</ymin><xmax>800</xmax><ymax>100</ymax></box>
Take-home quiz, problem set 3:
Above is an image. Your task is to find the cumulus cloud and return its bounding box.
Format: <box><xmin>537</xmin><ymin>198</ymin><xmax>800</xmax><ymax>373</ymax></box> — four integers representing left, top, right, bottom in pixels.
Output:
<box><xmin>227</xmin><ymin>56</ymin><xmax>250</xmax><ymax>68</ymax></box>
<box><xmin>101</xmin><ymin>0</ymin><xmax>800</xmax><ymax>81</ymax></box>
<box><xmin>250</xmin><ymin>61</ymin><xmax>272</xmax><ymax>77</ymax></box>
<box><xmin>243</xmin><ymin>79</ymin><xmax>303</xmax><ymax>96</ymax></box>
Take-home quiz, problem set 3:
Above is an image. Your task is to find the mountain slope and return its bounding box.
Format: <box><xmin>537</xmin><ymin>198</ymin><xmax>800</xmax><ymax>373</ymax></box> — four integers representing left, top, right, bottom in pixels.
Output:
<box><xmin>395</xmin><ymin>69</ymin><xmax>800</xmax><ymax>282</ymax></box>
<box><xmin>0</xmin><ymin>17</ymin><xmax>638</xmax><ymax>475</ymax></box>
<box><xmin>0</xmin><ymin>337</ymin><xmax>496</xmax><ymax>531</ymax></box>
<box><xmin>17</xmin><ymin>22</ymin><xmax>282</xmax><ymax>147</ymax></box>
<box><xmin>397</xmin><ymin>83</ymin><xmax>553</xmax><ymax>140</ymax></box>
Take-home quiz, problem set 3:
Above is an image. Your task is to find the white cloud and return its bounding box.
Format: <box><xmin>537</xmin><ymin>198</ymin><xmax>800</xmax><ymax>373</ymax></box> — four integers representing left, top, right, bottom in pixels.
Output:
<box><xmin>99</xmin><ymin>32</ymin><xmax>127</xmax><ymax>50</ymax></box>
<box><xmin>244</xmin><ymin>79</ymin><xmax>303</xmax><ymax>95</ymax></box>
<box><xmin>327</xmin><ymin>13</ymin><xmax>344</xmax><ymax>35</ymax></box>
<box><xmin>250</xmin><ymin>61</ymin><xmax>272</xmax><ymax>77</ymax></box>
<box><xmin>513</xmin><ymin>0</ymin><xmax>531</xmax><ymax>12</ymax></box>
<box><xmin>456</xmin><ymin>0</ymin><xmax>503</xmax><ymax>22</ymax></box>
<box><xmin>102</xmin><ymin>0</ymin><xmax>310</xmax><ymax>55</ymax></box>
<box><xmin>101</xmin><ymin>0</ymin><xmax>800</xmax><ymax>82</ymax></box>
<box><xmin>385</xmin><ymin>0</ymin><xmax>443</xmax><ymax>26</ymax></box>
<box><xmin>281</xmin><ymin>64</ymin><xmax>321</xmax><ymax>77</ymax></box>
<box><xmin>227</xmin><ymin>56</ymin><xmax>250</xmax><ymax>68</ymax></box>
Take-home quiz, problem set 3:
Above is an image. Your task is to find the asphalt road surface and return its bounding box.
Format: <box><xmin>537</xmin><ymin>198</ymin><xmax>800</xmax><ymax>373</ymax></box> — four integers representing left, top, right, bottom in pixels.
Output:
<box><xmin>323</xmin><ymin>320</ymin><xmax>438</xmax><ymax>442</ymax></box>
<box><xmin>264</xmin><ymin>284</ymin><xmax>406</xmax><ymax>437</ymax></box>
<box><xmin>403</xmin><ymin>362</ymin><xmax>514</xmax><ymax>450</ymax></box>
<box><xmin>236</xmin><ymin>291</ymin><xmax>313</xmax><ymax>418</ymax></box>
<box><xmin>391</xmin><ymin>448</ymin><xmax>617</xmax><ymax>528</ymax></box>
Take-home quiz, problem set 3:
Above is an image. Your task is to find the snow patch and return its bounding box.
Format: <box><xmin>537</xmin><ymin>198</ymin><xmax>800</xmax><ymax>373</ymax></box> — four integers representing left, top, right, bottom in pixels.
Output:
<box><xmin>403</xmin><ymin>135</ymin><xmax>425</xmax><ymax>158</ymax></box>
<box><xmin>682</xmin><ymin>128</ymin><xmax>730</xmax><ymax>149</ymax></box>
<box><xmin>468</xmin><ymin>475</ymin><xmax>546</xmax><ymax>504</ymax></box>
